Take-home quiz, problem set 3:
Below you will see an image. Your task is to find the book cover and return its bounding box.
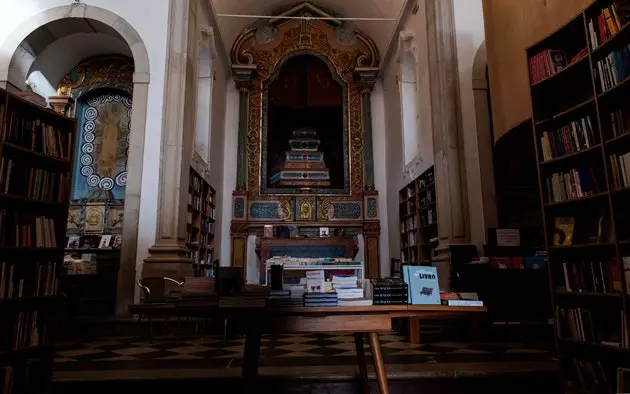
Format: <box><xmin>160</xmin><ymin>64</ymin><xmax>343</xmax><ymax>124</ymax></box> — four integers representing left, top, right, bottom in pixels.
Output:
<box><xmin>553</xmin><ymin>217</ymin><xmax>575</xmax><ymax>246</ymax></box>
<box><xmin>403</xmin><ymin>265</ymin><xmax>440</xmax><ymax>305</ymax></box>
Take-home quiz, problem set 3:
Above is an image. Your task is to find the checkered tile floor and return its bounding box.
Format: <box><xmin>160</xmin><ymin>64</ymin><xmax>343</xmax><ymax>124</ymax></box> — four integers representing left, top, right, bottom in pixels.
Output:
<box><xmin>54</xmin><ymin>333</ymin><xmax>552</xmax><ymax>372</ymax></box>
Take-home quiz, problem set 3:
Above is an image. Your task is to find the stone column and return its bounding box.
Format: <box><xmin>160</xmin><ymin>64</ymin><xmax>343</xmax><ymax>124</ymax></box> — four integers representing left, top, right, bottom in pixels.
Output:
<box><xmin>230</xmin><ymin>65</ymin><xmax>255</xmax><ymax>271</ymax></box>
<box><xmin>426</xmin><ymin>0</ymin><xmax>468</xmax><ymax>291</ymax></box>
<box><xmin>144</xmin><ymin>0</ymin><xmax>196</xmax><ymax>280</ymax></box>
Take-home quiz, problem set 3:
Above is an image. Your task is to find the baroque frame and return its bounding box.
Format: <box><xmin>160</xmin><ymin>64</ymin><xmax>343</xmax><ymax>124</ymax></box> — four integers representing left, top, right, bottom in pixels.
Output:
<box><xmin>230</xmin><ymin>3</ymin><xmax>379</xmax><ymax>202</ymax></box>
<box><xmin>261</xmin><ymin>50</ymin><xmax>350</xmax><ymax>194</ymax></box>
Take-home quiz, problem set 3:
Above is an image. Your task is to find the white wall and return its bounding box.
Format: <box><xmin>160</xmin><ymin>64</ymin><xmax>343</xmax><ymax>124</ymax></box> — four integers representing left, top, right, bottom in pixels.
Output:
<box><xmin>0</xmin><ymin>0</ymin><xmax>170</xmax><ymax>287</ymax></box>
<box><xmin>453</xmin><ymin>0</ymin><xmax>487</xmax><ymax>246</ymax></box>
<box><xmin>376</xmin><ymin>0</ymin><xmax>488</xmax><ymax>258</ymax></box>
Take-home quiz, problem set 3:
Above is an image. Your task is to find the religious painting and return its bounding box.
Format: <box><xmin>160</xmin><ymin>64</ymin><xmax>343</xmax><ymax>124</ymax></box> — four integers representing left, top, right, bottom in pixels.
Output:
<box><xmin>71</xmin><ymin>89</ymin><xmax>132</xmax><ymax>200</ymax></box>
<box><xmin>262</xmin><ymin>53</ymin><xmax>349</xmax><ymax>194</ymax></box>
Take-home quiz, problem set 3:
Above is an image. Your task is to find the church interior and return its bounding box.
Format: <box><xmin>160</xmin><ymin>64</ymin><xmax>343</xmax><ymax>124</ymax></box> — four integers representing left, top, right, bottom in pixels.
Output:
<box><xmin>1</xmin><ymin>0</ymin><xmax>629</xmax><ymax>393</ymax></box>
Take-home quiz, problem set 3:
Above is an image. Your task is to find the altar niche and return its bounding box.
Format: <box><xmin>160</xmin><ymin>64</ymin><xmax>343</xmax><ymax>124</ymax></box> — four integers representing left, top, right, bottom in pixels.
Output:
<box><xmin>262</xmin><ymin>53</ymin><xmax>349</xmax><ymax>194</ymax></box>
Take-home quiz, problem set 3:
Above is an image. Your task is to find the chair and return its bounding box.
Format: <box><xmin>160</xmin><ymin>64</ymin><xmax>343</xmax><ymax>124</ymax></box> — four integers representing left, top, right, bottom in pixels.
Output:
<box><xmin>136</xmin><ymin>277</ymin><xmax>184</xmax><ymax>342</ymax></box>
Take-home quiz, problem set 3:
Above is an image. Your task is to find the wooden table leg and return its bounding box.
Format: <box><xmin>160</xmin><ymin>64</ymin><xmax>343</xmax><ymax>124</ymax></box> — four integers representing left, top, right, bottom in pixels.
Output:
<box><xmin>354</xmin><ymin>333</ymin><xmax>369</xmax><ymax>394</ymax></box>
<box><xmin>368</xmin><ymin>333</ymin><xmax>389</xmax><ymax>394</ymax></box>
<box><xmin>409</xmin><ymin>317</ymin><xmax>420</xmax><ymax>344</ymax></box>
<box><xmin>242</xmin><ymin>332</ymin><xmax>261</xmax><ymax>393</ymax></box>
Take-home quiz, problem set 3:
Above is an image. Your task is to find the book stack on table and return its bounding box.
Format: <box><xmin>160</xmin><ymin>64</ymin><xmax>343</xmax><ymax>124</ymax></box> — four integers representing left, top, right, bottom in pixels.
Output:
<box><xmin>219</xmin><ymin>286</ymin><xmax>267</xmax><ymax>308</ymax></box>
<box><xmin>267</xmin><ymin>289</ymin><xmax>303</xmax><ymax>307</ymax></box>
<box><xmin>372</xmin><ymin>279</ymin><xmax>409</xmax><ymax>305</ymax></box>
<box><xmin>303</xmin><ymin>292</ymin><xmax>338</xmax><ymax>307</ymax></box>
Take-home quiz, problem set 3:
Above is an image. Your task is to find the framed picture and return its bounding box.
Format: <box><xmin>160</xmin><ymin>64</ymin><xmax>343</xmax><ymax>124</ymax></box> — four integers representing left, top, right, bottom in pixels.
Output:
<box><xmin>66</xmin><ymin>205</ymin><xmax>83</xmax><ymax>234</ymax></box>
<box><xmin>84</xmin><ymin>204</ymin><xmax>105</xmax><ymax>233</ymax></box>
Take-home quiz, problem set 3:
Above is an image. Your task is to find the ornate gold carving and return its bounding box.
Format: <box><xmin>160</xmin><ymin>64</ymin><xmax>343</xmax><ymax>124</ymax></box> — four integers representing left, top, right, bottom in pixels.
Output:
<box><xmin>58</xmin><ymin>56</ymin><xmax>133</xmax><ymax>98</ymax></box>
<box><xmin>278</xmin><ymin>197</ymin><xmax>293</xmax><ymax>221</ymax></box>
<box><xmin>317</xmin><ymin>198</ymin><xmax>333</xmax><ymax>221</ymax></box>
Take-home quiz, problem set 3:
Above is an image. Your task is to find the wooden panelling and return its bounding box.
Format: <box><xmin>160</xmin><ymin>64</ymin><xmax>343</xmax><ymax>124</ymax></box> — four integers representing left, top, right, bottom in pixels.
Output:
<box><xmin>482</xmin><ymin>0</ymin><xmax>593</xmax><ymax>143</ymax></box>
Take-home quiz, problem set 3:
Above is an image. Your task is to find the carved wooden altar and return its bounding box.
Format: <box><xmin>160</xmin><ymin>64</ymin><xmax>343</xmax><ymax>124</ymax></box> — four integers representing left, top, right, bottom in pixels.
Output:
<box><xmin>229</xmin><ymin>3</ymin><xmax>381</xmax><ymax>280</ymax></box>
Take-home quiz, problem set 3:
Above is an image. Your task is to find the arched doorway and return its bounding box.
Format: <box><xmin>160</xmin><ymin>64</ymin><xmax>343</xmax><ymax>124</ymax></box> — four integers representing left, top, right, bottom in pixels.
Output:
<box><xmin>0</xmin><ymin>4</ymin><xmax>150</xmax><ymax>317</ymax></box>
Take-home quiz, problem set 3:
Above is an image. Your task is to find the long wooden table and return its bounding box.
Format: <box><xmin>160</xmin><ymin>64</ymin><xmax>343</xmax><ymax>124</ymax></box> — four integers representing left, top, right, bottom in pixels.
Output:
<box><xmin>129</xmin><ymin>303</ymin><xmax>486</xmax><ymax>394</ymax></box>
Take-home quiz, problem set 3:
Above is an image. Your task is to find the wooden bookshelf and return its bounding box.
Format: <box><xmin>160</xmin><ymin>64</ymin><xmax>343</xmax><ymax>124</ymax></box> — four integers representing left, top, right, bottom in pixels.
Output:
<box><xmin>398</xmin><ymin>166</ymin><xmax>437</xmax><ymax>265</ymax></box>
<box><xmin>0</xmin><ymin>87</ymin><xmax>75</xmax><ymax>393</ymax></box>
<box><xmin>527</xmin><ymin>1</ymin><xmax>630</xmax><ymax>392</ymax></box>
<box><xmin>187</xmin><ymin>167</ymin><xmax>216</xmax><ymax>276</ymax></box>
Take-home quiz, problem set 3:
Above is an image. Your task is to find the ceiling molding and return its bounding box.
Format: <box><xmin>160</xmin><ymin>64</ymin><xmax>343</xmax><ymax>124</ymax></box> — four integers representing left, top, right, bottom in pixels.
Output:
<box><xmin>201</xmin><ymin>0</ymin><xmax>230</xmax><ymax>70</ymax></box>
<box><xmin>380</xmin><ymin>0</ymin><xmax>417</xmax><ymax>75</ymax></box>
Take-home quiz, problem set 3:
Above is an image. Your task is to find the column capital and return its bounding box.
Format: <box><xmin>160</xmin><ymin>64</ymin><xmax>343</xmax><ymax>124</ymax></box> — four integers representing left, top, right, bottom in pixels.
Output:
<box><xmin>232</xmin><ymin>64</ymin><xmax>257</xmax><ymax>91</ymax></box>
<box><xmin>47</xmin><ymin>95</ymin><xmax>74</xmax><ymax>115</ymax></box>
<box><xmin>354</xmin><ymin>67</ymin><xmax>379</xmax><ymax>94</ymax></box>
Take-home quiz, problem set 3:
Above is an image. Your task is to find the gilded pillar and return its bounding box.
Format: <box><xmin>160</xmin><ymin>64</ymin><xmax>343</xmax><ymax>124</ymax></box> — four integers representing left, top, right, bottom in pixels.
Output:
<box><xmin>426</xmin><ymin>0</ymin><xmax>468</xmax><ymax>290</ymax></box>
<box><xmin>230</xmin><ymin>65</ymin><xmax>255</xmax><ymax>269</ymax></box>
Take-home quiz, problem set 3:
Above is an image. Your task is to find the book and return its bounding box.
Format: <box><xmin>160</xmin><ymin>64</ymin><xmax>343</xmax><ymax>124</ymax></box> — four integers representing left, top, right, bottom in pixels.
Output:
<box><xmin>553</xmin><ymin>217</ymin><xmax>575</xmax><ymax>246</ymax></box>
<box><xmin>403</xmin><ymin>265</ymin><xmax>440</xmax><ymax>305</ymax></box>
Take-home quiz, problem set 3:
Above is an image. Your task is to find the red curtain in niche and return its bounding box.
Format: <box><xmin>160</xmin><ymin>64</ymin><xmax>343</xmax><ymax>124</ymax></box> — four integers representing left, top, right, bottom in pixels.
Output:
<box><xmin>269</xmin><ymin>55</ymin><xmax>342</xmax><ymax>108</ymax></box>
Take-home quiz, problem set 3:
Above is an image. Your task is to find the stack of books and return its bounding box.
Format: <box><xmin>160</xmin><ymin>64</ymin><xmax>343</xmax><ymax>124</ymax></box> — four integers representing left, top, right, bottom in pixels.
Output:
<box><xmin>267</xmin><ymin>289</ymin><xmax>302</xmax><ymax>307</ymax></box>
<box><xmin>372</xmin><ymin>279</ymin><xmax>408</xmax><ymax>305</ymax></box>
<box><xmin>303</xmin><ymin>292</ymin><xmax>338</xmax><ymax>307</ymax></box>
<box><xmin>333</xmin><ymin>275</ymin><xmax>372</xmax><ymax>306</ymax></box>
<box><xmin>219</xmin><ymin>286</ymin><xmax>267</xmax><ymax>308</ymax></box>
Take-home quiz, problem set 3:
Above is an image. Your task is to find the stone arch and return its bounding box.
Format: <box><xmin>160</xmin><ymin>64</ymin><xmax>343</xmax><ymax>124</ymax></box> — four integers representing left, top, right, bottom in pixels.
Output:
<box><xmin>471</xmin><ymin>41</ymin><xmax>498</xmax><ymax>236</ymax></box>
<box><xmin>0</xmin><ymin>3</ymin><xmax>151</xmax><ymax>316</ymax></box>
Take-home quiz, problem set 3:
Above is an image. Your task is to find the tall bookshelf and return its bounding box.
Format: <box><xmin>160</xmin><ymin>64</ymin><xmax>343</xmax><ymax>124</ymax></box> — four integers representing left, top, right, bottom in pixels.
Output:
<box><xmin>187</xmin><ymin>167</ymin><xmax>216</xmax><ymax>276</ymax></box>
<box><xmin>398</xmin><ymin>166</ymin><xmax>437</xmax><ymax>265</ymax></box>
<box><xmin>0</xmin><ymin>88</ymin><xmax>75</xmax><ymax>393</ymax></box>
<box><xmin>526</xmin><ymin>1</ymin><xmax>630</xmax><ymax>392</ymax></box>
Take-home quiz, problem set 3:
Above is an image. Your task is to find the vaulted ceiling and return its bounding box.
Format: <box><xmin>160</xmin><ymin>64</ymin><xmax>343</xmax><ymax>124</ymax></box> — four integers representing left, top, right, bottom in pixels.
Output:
<box><xmin>210</xmin><ymin>0</ymin><xmax>406</xmax><ymax>63</ymax></box>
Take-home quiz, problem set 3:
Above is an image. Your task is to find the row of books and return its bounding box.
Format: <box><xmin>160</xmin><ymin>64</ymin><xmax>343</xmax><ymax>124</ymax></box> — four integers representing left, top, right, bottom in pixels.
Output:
<box><xmin>0</xmin><ymin>261</ymin><xmax>58</xmax><ymax>299</ymax></box>
<box><xmin>565</xmin><ymin>358</ymin><xmax>610</xmax><ymax>394</ymax></box>
<box><xmin>200</xmin><ymin>218</ymin><xmax>215</xmax><ymax>234</ymax></box>
<box><xmin>401</xmin><ymin>231</ymin><xmax>417</xmax><ymax>249</ymax></box>
<box><xmin>559</xmin><ymin>259</ymin><xmax>623</xmax><ymax>294</ymax></box>
<box><xmin>202</xmin><ymin>203</ymin><xmax>215</xmax><ymax>219</ymax></box>
<box><xmin>0</xmin><ymin>211</ymin><xmax>58</xmax><ymax>248</ymax></box>
<box><xmin>595</xmin><ymin>45</ymin><xmax>630</xmax><ymax>92</ymax></box>
<box><xmin>420</xmin><ymin>210</ymin><xmax>436</xmax><ymax>226</ymax></box>
<box><xmin>0</xmin><ymin>158</ymin><xmax>69</xmax><ymax>202</ymax></box>
<box><xmin>0</xmin><ymin>311</ymin><xmax>47</xmax><ymax>352</ymax></box>
<box><xmin>1</xmin><ymin>361</ymin><xmax>47</xmax><ymax>394</ymax></box>
<box><xmin>400</xmin><ymin>215</ymin><xmax>417</xmax><ymax>233</ymax></box>
<box><xmin>399</xmin><ymin>200</ymin><xmax>416</xmax><ymax>217</ymax></box>
<box><xmin>587</xmin><ymin>1</ymin><xmax>630</xmax><ymax>48</ymax></box>
<box><xmin>609</xmin><ymin>151</ymin><xmax>630</xmax><ymax>188</ymax></box>
<box><xmin>545</xmin><ymin>167</ymin><xmax>599</xmax><ymax>203</ymax></box>
<box><xmin>400</xmin><ymin>248</ymin><xmax>418</xmax><ymax>265</ymax></box>
<box><xmin>1</xmin><ymin>110</ymin><xmax>73</xmax><ymax>160</ymax></box>
<box><xmin>556</xmin><ymin>307</ymin><xmax>626</xmax><ymax>347</ymax></box>
<box><xmin>188</xmin><ymin>194</ymin><xmax>203</xmax><ymax>211</ymax></box>
<box><xmin>539</xmin><ymin>116</ymin><xmax>597</xmax><ymax>161</ymax></box>
<box><xmin>189</xmin><ymin>173</ymin><xmax>204</xmax><ymax>194</ymax></box>
<box><xmin>609</xmin><ymin>106</ymin><xmax>630</xmax><ymax>137</ymax></box>
<box><xmin>529</xmin><ymin>49</ymin><xmax>569</xmax><ymax>84</ymax></box>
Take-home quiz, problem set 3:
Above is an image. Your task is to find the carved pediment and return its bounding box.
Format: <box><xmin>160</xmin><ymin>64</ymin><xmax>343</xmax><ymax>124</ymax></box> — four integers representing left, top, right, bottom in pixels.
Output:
<box><xmin>230</xmin><ymin>2</ymin><xmax>379</xmax><ymax>81</ymax></box>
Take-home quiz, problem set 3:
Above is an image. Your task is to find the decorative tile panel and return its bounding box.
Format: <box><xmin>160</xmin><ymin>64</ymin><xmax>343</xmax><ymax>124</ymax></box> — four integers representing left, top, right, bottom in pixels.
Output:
<box><xmin>249</xmin><ymin>202</ymin><xmax>281</xmax><ymax>220</ymax></box>
<box><xmin>234</xmin><ymin>198</ymin><xmax>245</xmax><ymax>219</ymax></box>
<box><xmin>331</xmin><ymin>202</ymin><xmax>362</xmax><ymax>220</ymax></box>
<box><xmin>366</xmin><ymin>197</ymin><xmax>378</xmax><ymax>219</ymax></box>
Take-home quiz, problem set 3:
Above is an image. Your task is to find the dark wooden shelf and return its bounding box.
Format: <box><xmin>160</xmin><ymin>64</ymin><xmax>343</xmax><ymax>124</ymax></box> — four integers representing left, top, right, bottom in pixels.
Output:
<box><xmin>535</xmin><ymin>97</ymin><xmax>594</xmax><ymax>126</ymax></box>
<box><xmin>543</xmin><ymin>191</ymin><xmax>608</xmax><ymax>207</ymax></box>
<box><xmin>0</xmin><ymin>246</ymin><xmax>62</xmax><ymax>252</ymax></box>
<box><xmin>591</xmin><ymin>22</ymin><xmax>630</xmax><ymax>57</ymax></box>
<box><xmin>0</xmin><ymin>192</ymin><xmax>66</xmax><ymax>206</ymax></box>
<box><xmin>559</xmin><ymin>338</ymin><xmax>630</xmax><ymax>352</ymax></box>
<box><xmin>3</xmin><ymin>142</ymin><xmax>72</xmax><ymax>164</ymax></box>
<box><xmin>598</xmin><ymin>74</ymin><xmax>630</xmax><ymax>100</ymax></box>
<box><xmin>605</xmin><ymin>130</ymin><xmax>630</xmax><ymax>145</ymax></box>
<box><xmin>531</xmin><ymin>53</ymin><xmax>589</xmax><ymax>87</ymax></box>
<box><xmin>539</xmin><ymin>143</ymin><xmax>601</xmax><ymax>165</ymax></box>
<box><xmin>547</xmin><ymin>243</ymin><xmax>615</xmax><ymax>250</ymax></box>
<box><xmin>554</xmin><ymin>291</ymin><xmax>623</xmax><ymax>298</ymax></box>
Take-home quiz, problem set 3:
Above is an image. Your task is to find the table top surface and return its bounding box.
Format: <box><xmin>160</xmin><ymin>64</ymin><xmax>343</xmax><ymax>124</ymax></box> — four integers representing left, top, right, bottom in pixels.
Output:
<box><xmin>129</xmin><ymin>302</ymin><xmax>487</xmax><ymax>315</ymax></box>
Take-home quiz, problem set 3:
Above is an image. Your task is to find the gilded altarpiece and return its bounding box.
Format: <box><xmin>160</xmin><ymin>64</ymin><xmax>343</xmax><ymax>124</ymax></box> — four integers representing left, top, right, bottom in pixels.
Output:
<box><xmin>229</xmin><ymin>4</ymin><xmax>382</xmax><ymax>279</ymax></box>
